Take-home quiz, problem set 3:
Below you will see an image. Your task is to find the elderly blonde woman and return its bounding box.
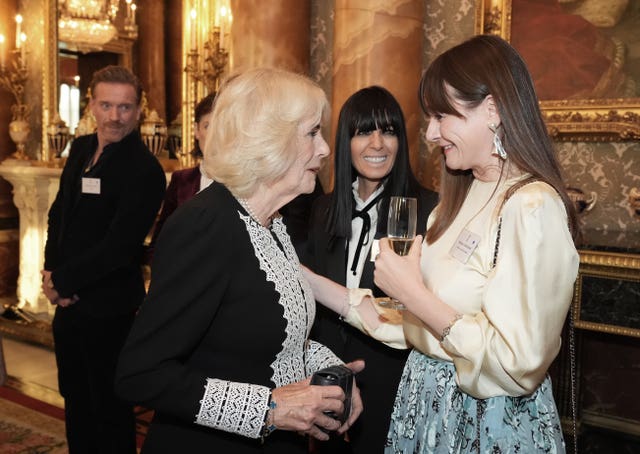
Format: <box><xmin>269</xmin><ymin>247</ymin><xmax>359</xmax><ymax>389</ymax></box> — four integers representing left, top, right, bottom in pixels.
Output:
<box><xmin>116</xmin><ymin>68</ymin><xmax>364</xmax><ymax>454</ymax></box>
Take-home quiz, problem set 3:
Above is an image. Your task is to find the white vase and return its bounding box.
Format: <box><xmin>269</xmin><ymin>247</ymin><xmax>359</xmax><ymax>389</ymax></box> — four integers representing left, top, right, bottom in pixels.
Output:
<box><xmin>8</xmin><ymin>119</ymin><xmax>30</xmax><ymax>160</ymax></box>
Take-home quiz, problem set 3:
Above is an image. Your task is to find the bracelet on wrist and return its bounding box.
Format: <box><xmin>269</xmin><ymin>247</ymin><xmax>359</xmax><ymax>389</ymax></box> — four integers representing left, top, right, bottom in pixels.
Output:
<box><xmin>260</xmin><ymin>392</ymin><xmax>277</xmax><ymax>443</ymax></box>
<box><xmin>339</xmin><ymin>288</ymin><xmax>373</xmax><ymax>321</ymax></box>
<box><xmin>440</xmin><ymin>314</ymin><xmax>463</xmax><ymax>342</ymax></box>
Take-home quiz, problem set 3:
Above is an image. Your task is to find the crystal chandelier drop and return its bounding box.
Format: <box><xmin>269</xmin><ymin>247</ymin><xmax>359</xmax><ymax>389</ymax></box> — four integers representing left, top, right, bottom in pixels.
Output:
<box><xmin>58</xmin><ymin>0</ymin><xmax>120</xmax><ymax>49</ymax></box>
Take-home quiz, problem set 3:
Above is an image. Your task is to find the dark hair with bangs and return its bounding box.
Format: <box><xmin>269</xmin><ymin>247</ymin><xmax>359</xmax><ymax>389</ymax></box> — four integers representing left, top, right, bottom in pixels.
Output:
<box><xmin>325</xmin><ymin>85</ymin><xmax>422</xmax><ymax>241</ymax></box>
<box><xmin>420</xmin><ymin>34</ymin><xmax>579</xmax><ymax>244</ymax></box>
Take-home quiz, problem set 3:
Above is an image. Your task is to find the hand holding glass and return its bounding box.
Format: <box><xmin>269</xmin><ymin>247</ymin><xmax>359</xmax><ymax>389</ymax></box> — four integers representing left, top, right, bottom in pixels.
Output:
<box><xmin>378</xmin><ymin>196</ymin><xmax>417</xmax><ymax>310</ymax></box>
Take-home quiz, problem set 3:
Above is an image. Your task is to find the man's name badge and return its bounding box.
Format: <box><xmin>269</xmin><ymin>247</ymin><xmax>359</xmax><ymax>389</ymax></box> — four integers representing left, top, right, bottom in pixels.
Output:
<box><xmin>450</xmin><ymin>228</ymin><xmax>480</xmax><ymax>263</ymax></box>
<box><xmin>82</xmin><ymin>177</ymin><xmax>101</xmax><ymax>194</ymax></box>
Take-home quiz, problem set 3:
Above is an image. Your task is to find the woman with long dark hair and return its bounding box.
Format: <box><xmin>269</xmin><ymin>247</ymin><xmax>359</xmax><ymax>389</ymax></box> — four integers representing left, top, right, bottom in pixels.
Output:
<box><xmin>305</xmin><ymin>35</ymin><xmax>580</xmax><ymax>453</ymax></box>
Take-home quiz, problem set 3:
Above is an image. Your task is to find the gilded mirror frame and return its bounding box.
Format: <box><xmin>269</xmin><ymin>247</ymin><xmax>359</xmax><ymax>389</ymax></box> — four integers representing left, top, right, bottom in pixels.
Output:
<box><xmin>42</xmin><ymin>0</ymin><xmax>58</xmax><ymax>161</ymax></box>
<box><xmin>479</xmin><ymin>0</ymin><xmax>640</xmax><ymax>141</ymax></box>
<box><xmin>41</xmin><ymin>1</ymin><xmax>135</xmax><ymax>161</ymax></box>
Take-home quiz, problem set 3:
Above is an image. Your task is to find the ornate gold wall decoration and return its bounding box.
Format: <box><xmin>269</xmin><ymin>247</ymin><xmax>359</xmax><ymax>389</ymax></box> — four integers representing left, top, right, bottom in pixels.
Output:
<box><xmin>480</xmin><ymin>0</ymin><xmax>640</xmax><ymax>141</ymax></box>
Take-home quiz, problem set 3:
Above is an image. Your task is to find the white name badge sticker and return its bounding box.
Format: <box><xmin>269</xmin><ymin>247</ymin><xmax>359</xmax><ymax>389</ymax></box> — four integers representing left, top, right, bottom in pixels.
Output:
<box><xmin>370</xmin><ymin>239</ymin><xmax>380</xmax><ymax>261</ymax></box>
<box><xmin>82</xmin><ymin>177</ymin><xmax>101</xmax><ymax>194</ymax></box>
<box><xmin>450</xmin><ymin>228</ymin><xmax>481</xmax><ymax>264</ymax></box>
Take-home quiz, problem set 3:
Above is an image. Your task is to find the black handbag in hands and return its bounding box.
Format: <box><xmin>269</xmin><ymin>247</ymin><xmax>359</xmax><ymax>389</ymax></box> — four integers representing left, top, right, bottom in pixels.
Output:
<box><xmin>310</xmin><ymin>364</ymin><xmax>354</xmax><ymax>425</ymax></box>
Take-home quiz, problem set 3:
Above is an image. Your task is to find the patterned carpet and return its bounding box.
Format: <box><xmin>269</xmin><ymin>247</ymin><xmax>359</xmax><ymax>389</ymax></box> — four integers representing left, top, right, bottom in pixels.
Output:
<box><xmin>0</xmin><ymin>385</ymin><xmax>67</xmax><ymax>453</ymax></box>
<box><xmin>0</xmin><ymin>385</ymin><xmax>152</xmax><ymax>452</ymax></box>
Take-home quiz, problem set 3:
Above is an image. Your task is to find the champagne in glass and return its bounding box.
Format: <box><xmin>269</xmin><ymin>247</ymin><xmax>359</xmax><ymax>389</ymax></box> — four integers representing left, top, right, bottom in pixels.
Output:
<box><xmin>389</xmin><ymin>237</ymin><xmax>413</xmax><ymax>256</ymax></box>
<box><xmin>378</xmin><ymin>196</ymin><xmax>417</xmax><ymax>310</ymax></box>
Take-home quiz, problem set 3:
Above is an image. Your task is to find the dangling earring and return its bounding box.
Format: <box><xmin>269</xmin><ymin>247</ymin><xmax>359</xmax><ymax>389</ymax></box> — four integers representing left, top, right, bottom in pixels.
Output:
<box><xmin>489</xmin><ymin>123</ymin><xmax>507</xmax><ymax>160</ymax></box>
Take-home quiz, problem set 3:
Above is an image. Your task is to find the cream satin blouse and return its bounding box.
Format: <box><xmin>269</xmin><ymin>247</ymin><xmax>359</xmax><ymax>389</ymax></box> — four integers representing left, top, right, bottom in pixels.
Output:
<box><xmin>347</xmin><ymin>175</ymin><xmax>579</xmax><ymax>399</ymax></box>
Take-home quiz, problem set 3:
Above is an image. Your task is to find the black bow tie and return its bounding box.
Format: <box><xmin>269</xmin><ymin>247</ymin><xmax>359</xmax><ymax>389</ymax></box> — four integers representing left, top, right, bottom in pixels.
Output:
<box><xmin>350</xmin><ymin>194</ymin><xmax>383</xmax><ymax>275</ymax></box>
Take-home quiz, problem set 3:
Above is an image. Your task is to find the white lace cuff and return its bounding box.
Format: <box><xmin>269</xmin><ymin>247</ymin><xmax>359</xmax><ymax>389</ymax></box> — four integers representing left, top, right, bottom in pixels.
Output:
<box><xmin>195</xmin><ymin>378</ymin><xmax>270</xmax><ymax>439</ymax></box>
<box><xmin>305</xmin><ymin>339</ymin><xmax>343</xmax><ymax>373</ymax></box>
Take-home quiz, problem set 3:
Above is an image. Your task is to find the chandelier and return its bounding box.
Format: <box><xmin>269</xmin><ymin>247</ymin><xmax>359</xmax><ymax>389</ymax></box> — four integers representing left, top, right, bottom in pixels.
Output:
<box><xmin>58</xmin><ymin>0</ymin><xmax>120</xmax><ymax>49</ymax></box>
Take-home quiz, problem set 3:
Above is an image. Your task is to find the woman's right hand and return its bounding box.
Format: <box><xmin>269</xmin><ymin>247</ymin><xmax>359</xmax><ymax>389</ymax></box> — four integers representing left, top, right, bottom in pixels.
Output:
<box><xmin>374</xmin><ymin>235</ymin><xmax>425</xmax><ymax>311</ymax></box>
<box><xmin>270</xmin><ymin>378</ymin><xmax>347</xmax><ymax>441</ymax></box>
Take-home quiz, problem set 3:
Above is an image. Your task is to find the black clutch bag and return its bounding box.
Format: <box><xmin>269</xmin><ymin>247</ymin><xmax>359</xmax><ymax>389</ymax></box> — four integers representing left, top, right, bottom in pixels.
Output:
<box><xmin>310</xmin><ymin>364</ymin><xmax>354</xmax><ymax>425</ymax></box>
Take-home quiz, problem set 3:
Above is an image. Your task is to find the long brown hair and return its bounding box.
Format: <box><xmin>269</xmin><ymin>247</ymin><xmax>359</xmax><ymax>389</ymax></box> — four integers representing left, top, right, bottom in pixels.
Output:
<box><xmin>420</xmin><ymin>34</ymin><xmax>579</xmax><ymax>244</ymax></box>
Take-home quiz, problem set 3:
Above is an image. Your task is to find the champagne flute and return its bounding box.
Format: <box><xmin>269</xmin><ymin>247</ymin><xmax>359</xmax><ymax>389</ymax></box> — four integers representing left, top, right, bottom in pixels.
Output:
<box><xmin>378</xmin><ymin>196</ymin><xmax>417</xmax><ymax>310</ymax></box>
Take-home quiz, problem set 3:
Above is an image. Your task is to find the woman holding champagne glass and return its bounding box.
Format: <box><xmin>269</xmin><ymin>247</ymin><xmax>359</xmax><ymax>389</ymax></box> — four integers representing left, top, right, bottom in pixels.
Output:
<box><xmin>306</xmin><ymin>35</ymin><xmax>580</xmax><ymax>452</ymax></box>
<box><xmin>302</xmin><ymin>86</ymin><xmax>437</xmax><ymax>453</ymax></box>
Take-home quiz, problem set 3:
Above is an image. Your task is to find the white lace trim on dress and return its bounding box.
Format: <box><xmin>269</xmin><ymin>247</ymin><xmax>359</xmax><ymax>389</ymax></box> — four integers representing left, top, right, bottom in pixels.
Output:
<box><xmin>194</xmin><ymin>211</ymin><xmax>341</xmax><ymax>438</ymax></box>
<box><xmin>240</xmin><ymin>214</ymin><xmax>314</xmax><ymax>385</ymax></box>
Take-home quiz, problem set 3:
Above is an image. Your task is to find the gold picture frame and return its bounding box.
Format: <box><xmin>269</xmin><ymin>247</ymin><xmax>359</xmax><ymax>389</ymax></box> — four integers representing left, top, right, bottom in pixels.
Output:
<box><xmin>572</xmin><ymin>250</ymin><xmax>640</xmax><ymax>338</ymax></box>
<box><xmin>479</xmin><ymin>0</ymin><xmax>640</xmax><ymax>141</ymax></box>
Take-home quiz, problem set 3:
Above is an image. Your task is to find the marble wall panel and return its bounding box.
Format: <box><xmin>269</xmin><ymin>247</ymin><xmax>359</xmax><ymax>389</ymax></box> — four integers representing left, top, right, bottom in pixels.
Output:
<box><xmin>310</xmin><ymin>0</ymin><xmax>334</xmax><ymax>190</ymax></box>
<box><xmin>580</xmin><ymin>276</ymin><xmax>640</xmax><ymax>330</ymax></box>
<box><xmin>419</xmin><ymin>0</ymin><xmax>477</xmax><ymax>190</ymax></box>
<box><xmin>558</xmin><ymin>141</ymin><xmax>640</xmax><ymax>234</ymax></box>
<box><xmin>310</xmin><ymin>0</ymin><xmax>476</xmax><ymax>191</ymax></box>
<box><xmin>230</xmin><ymin>0</ymin><xmax>310</xmax><ymax>73</ymax></box>
<box><xmin>332</xmin><ymin>0</ymin><xmax>424</xmax><ymax>192</ymax></box>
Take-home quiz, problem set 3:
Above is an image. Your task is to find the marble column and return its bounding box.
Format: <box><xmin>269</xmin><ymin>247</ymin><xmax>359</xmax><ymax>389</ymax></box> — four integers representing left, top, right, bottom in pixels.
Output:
<box><xmin>137</xmin><ymin>0</ymin><xmax>167</xmax><ymax>120</ymax></box>
<box><xmin>0</xmin><ymin>162</ymin><xmax>61</xmax><ymax>316</ymax></box>
<box><xmin>332</xmin><ymin>0</ymin><xmax>424</xmax><ymax>188</ymax></box>
<box><xmin>230</xmin><ymin>0</ymin><xmax>311</xmax><ymax>73</ymax></box>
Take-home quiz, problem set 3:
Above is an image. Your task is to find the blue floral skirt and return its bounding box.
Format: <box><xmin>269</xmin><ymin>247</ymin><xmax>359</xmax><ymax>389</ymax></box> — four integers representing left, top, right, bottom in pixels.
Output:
<box><xmin>385</xmin><ymin>349</ymin><xmax>565</xmax><ymax>453</ymax></box>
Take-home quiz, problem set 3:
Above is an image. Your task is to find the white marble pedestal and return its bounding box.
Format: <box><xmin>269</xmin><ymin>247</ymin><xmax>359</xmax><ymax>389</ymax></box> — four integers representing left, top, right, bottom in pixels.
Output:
<box><xmin>0</xmin><ymin>160</ymin><xmax>62</xmax><ymax>317</ymax></box>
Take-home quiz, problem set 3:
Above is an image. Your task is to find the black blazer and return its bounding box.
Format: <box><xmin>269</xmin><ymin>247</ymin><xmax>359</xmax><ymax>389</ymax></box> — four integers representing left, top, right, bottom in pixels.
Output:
<box><xmin>304</xmin><ymin>186</ymin><xmax>437</xmax><ymax>294</ymax></box>
<box><xmin>44</xmin><ymin>131</ymin><xmax>166</xmax><ymax>318</ymax></box>
<box><xmin>280</xmin><ymin>175</ymin><xmax>324</xmax><ymax>256</ymax></box>
<box><xmin>117</xmin><ymin>183</ymin><xmax>335</xmax><ymax>453</ymax></box>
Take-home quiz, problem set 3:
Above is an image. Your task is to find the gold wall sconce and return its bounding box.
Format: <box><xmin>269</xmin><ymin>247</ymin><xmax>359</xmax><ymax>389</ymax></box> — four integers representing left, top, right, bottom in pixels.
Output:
<box><xmin>0</xmin><ymin>14</ymin><xmax>31</xmax><ymax>161</ymax></box>
<box><xmin>182</xmin><ymin>1</ymin><xmax>231</xmax><ymax>168</ymax></box>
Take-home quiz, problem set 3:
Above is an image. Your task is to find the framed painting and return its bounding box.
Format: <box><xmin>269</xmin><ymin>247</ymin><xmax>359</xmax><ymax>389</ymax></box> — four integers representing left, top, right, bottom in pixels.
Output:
<box><xmin>478</xmin><ymin>0</ymin><xmax>640</xmax><ymax>141</ymax></box>
<box><xmin>572</xmin><ymin>250</ymin><xmax>640</xmax><ymax>338</ymax></box>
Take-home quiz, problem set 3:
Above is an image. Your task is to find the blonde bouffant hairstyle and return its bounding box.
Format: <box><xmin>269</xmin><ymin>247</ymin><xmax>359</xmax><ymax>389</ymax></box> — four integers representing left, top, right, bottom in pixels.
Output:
<box><xmin>202</xmin><ymin>67</ymin><xmax>329</xmax><ymax>198</ymax></box>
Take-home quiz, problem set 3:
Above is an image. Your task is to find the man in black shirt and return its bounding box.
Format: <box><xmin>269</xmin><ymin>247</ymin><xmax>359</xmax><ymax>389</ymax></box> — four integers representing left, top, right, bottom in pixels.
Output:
<box><xmin>42</xmin><ymin>65</ymin><xmax>166</xmax><ymax>453</ymax></box>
